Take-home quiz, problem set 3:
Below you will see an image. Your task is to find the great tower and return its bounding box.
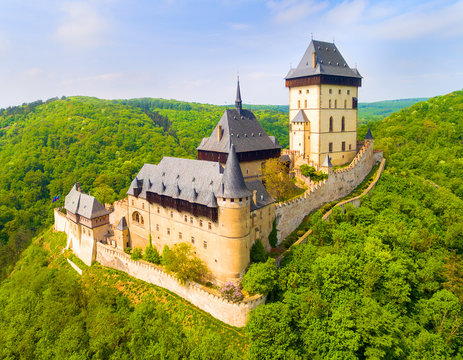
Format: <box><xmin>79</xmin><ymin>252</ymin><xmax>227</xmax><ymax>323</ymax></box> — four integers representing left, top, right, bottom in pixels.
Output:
<box><xmin>285</xmin><ymin>40</ymin><xmax>362</xmax><ymax>167</ymax></box>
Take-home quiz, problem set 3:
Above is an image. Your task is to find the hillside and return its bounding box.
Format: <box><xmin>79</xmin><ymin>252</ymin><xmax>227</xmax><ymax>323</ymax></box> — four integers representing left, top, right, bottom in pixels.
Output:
<box><xmin>358</xmin><ymin>98</ymin><xmax>428</xmax><ymax>123</ymax></box>
<box><xmin>0</xmin><ymin>96</ymin><xmax>287</xmax><ymax>279</ymax></box>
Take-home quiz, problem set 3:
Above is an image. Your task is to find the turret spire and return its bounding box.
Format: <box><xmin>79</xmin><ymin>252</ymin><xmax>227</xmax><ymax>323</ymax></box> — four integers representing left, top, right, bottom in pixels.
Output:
<box><xmin>235</xmin><ymin>76</ymin><xmax>242</xmax><ymax>114</ymax></box>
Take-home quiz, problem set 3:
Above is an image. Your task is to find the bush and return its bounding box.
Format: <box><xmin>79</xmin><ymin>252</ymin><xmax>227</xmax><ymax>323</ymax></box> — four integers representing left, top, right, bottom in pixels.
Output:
<box><xmin>300</xmin><ymin>164</ymin><xmax>328</xmax><ymax>182</ymax></box>
<box><xmin>250</xmin><ymin>239</ymin><xmax>267</xmax><ymax>263</ymax></box>
<box><xmin>163</xmin><ymin>243</ymin><xmax>208</xmax><ymax>284</ymax></box>
<box><xmin>220</xmin><ymin>282</ymin><xmax>244</xmax><ymax>302</ymax></box>
<box><xmin>144</xmin><ymin>245</ymin><xmax>161</xmax><ymax>264</ymax></box>
<box><xmin>124</xmin><ymin>247</ymin><xmax>132</xmax><ymax>255</ymax></box>
<box><xmin>242</xmin><ymin>258</ymin><xmax>278</xmax><ymax>295</ymax></box>
<box><xmin>268</xmin><ymin>219</ymin><xmax>278</xmax><ymax>248</ymax></box>
<box><xmin>131</xmin><ymin>247</ymin><xmax>143</xmax><ymax>260</ymax></box>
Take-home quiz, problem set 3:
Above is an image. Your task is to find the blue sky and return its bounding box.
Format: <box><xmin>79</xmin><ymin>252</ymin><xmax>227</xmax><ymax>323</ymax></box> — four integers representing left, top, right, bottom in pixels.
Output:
<box><xmin>0</xmin><ymin>0</ymin><xmax>462</xmax><ymax>107</ymax></box>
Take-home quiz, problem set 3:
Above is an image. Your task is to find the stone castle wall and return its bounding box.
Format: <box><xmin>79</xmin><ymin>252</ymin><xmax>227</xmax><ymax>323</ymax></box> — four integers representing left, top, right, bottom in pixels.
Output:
<box><xmin>276</xmin><ymin>141</ymin><xmax>379</xmax><ymax>242</ymax></box>
<box><xmin>95</xmin><ymin>242</ymin><xmax>265</xmax><ymax>327</ymax></box>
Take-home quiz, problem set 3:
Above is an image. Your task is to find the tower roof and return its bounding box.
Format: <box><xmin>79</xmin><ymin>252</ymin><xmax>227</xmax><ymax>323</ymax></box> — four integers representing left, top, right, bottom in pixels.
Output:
<box><xmin>218</xmin><ymin>144</ymin><xmax>251</xmax><ymax>199</ymax></box>
<box><xmin>116</xmin><ymin>216</ymin><xmax>128</xmax><ymax>230</ymax></box>
<box><xmin>291</xmin><ymin>110</ymin><xmax>309</xmax><ymax>123</ymax></box>
<box><xmin>365</xmin><ymin>128</ymin><xmax>374</xmax><ymax>140</ymax></box>
<box><xmin>286</xmin><ymin>40</ymin><xmax>362</xmax><ymax>80</ymax></box>
<box><xmin>321</xmin><ymin>154</ymin><xmax>333</xmax><ymax>168</ymax></box>
<box><xmin>235</xmin><ymin>77</ymin><xmax>242</xmax><ymax>112</ymax></box>
<box><xmin>64</xmin><ymin>183</ymin><xmax>110</xmax><ymax>219</ymax></box>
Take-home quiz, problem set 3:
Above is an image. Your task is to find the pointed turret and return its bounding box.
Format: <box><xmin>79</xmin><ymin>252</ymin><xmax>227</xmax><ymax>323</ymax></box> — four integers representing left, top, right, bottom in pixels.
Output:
<box><xmin>365</xmin><ymin>128</ymin><xmax>374</xmax><ymax>140</ymax></box>
<box><xmin>235</xmin><ymin>77</ymin><xmax>242</xmax><ymax>114</ymax></box>
<box><xmin>219</xmin><ymin>144</ymin><xmax>251</xmax><ymax>199</ymax></box>
<box><xmin>321</xmin><ymin>154</ymin><xmax>333</xmax><ymax>168</ymax></box>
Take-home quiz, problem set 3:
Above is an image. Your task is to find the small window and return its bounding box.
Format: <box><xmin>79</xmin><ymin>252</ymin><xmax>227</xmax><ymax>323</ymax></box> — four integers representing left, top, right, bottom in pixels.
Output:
<box><xmin>342</xmin><ymin>141</ymin><xmax>346</xmax><ymax>151</ymax></box>
<box><xmin>344</xmin><ymin>99</ymin><xmax>347</xmax><ymax>109</ymax></box>
<box><xmin>156</xmin><ymin>224</ymin><xmax>159</xmax><ymax>231</ymax></box>
<box><xmin>167</xmin><ymin>228</ymin><xmax>170</xmax><ymax>235</ymax></box>
<box><xmin>203</xmin><ymin>241</ymin><xmax>207</xmax><ymax>249</ymax></box>
<box><xmin>329</xmin><ymin>99</ymin><xmax>331</xmax><ymax>108</ymax></box>
<box><xmin>179</xmin><ymin>232</ymin><xmax>182</xmax><ymax>239</ymax></box>
<box><xmin>338</xmin><ymin>89</ymin><xmax>341</xmax><ymax>95</ymax></box>
<box><xmin>199</xmin><ymin>220</ymin><xmax>203</xmax><ymax>227</ymax></box>
<box><xmin>349</xmin><ymin>144</ymin><xmax>352</xmax><ymax>150</ymax></box>
<box><xmin>329</xmin><ymin>142</ymin><xmax>333</xmax><ymax>152</ymax></box>
<box><xmin>191</xmin><ymin>236</ymin><xmax>195</xmax><ymax>244</ymax></box>
<box><xmin>334</xmin><ymin>100</ymin><xmax>337</xmax><ymax>108</ymax></box>
<box><xmin>208</xmin><ymin>222</ymin><xmax>212</xmax><ymax>230</ymax></box>
<box><xmin>190</xmin><ymin>216</ymin><xmax>193</xmax><ymax>224</ymax></box>
<box><xmin>306</xmin><ymin>89</ymin><xmax>309</xmax><ymax>94</ymax></box>
<box><xmin>132</xmin><ymin>200</ymin><xmax>134</xmax><ymax>206</ymax></box>
<box><xmin>297</xmin><ymin>100</ymin><xmax>301</xmax><ymax>109</ymax></box>
<box><xmin>184</xmin><ymin>215</ymin><xmax>188</xmax><ymax>222</ymax></box>
<box><xmin>347</xmin><ymin>90</ymin><xmax>350</xmax><ymax>95</ymax></box>
<box><xmin>230</xmin><ymin>199</ymin><xmax>234</xmax><ymax>203</ymax></box>
<box><xmin>142</xmin><ymin>203</ymin><xmax>144</xmax><ymax>209</ymax></box>
<box><xmin>341</xmin><ymin>117</ymin><xmax>345</xmax><ymax>132</ymax></box>
<box><xmin>329</xmin><ymin>88</ymin><xmax>332</xmax><ymax>94</ymax></box>
<box><xmin>304</xmin><ymin>99</ymin><xmax>307</xmax><ymax>108</ymax></box>
<box><xmin>298</xmin><ymin>89</ymin><xmax>302</xmax><ymax>94</ymax></box>
<box><xmin>170</xmin><ymin>211</ymin><xmax>173</xmax><ymax>218</ymax></box>
<box><xmin>329</xmin><ymin>117</ymin><xmax>333</xmax><ymax>132</ymax></box>
<box><xmin>157</xmin><ymin>207</ymin><xmax>160</xmax><ymax>213</ymax></box>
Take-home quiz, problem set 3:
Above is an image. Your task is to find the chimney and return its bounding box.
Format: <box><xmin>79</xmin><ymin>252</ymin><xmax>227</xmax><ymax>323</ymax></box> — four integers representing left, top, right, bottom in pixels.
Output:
<box><xmin>252</xmin><ymin>190</ymin><xmax>257</xmax><ymax>204</ymax></box>
<box><xmin>217</xmin><ymin>125</ymin><xmax>222</xmax><ymax>141</ymax></box>
<box><xmin>312</xmin><ymin>52</ymin><xmax>316</xmax><ymax>68</ymax></box>
<box><xmin>76</xmin><ymin>182</ymin><xmax>82</xmax><ymax>192</ymax></box>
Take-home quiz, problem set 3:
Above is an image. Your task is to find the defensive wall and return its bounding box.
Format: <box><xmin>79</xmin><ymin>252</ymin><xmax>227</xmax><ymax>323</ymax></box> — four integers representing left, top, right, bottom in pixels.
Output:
<box><xmin>275</xmin><ymin>141</ymin><xmax>382</xmax><ymax>242</ymax></box>
<box><xmin>95</xmin><ymin>242</ymin><xmax>265</xmax><ymax>327</ymax></box>
<box><xmin>276</xmin><ymin>157</ymin><xmax>386</xmax><ymax>266</ymax></box>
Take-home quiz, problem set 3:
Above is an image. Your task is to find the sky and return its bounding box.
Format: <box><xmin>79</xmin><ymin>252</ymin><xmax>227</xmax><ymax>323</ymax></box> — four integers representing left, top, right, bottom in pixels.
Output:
<box><xmin>0</xmin><ymin>0</ymin><xmax>462</xmax><ymax>108</ymax></box>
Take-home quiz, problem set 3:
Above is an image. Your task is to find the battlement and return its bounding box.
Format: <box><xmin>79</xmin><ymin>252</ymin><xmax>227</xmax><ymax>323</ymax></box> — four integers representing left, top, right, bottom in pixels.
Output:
<box><xmin>96</xmin><ymin>242</ymin><xmax>265</xmax><ymax>327</ymax></box>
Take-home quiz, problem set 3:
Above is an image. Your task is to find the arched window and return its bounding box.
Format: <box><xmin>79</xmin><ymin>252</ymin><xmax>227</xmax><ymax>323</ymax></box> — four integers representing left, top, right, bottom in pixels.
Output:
<box><xmin>329</xmin><ymin>117</ymin><xmax>333</xmax><ymax>132</ymax></box>
<box><xmin>132</xmin><ymin>211</ymin><xmax>144</xmax><ymax>225</ymax></box>
<box><xmin>341</xmin><ymin>117</ymin><xmax>345</xmax><ymax>132</ymax></box>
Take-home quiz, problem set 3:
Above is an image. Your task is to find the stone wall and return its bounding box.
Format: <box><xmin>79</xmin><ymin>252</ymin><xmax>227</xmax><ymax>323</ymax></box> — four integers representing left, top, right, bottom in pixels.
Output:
<box><xmin>95</xmin><ymin>242</ymin><xmax>265</xmax><ymax>327</ymax></box>
<box><xmin>275</xmin><ymin>141</ymin><xmax>379</xmax><ymax>242</ymax></box>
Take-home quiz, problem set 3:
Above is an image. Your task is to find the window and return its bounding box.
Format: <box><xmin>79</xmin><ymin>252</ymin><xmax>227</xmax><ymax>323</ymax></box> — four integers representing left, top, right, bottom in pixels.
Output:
<box><xmin>157</xmin><ymin>207</ymin><xmax>160</xmax><ymax>213</ymax></box>
<box><xmin>170</xmin><ymin>211</ymin><xmax>173</xmax><ymax>218</ymax></box>
<box><xmin>334</xmin><ymin>100</ymin><xmax>337</xmax><ymax>108</ymax></box>
<box><xmin>297</xmin><ymin>100</ymin><xmax>301</xmax><ymax>108</ymax></box>
<box><xmin>342</xmin><ymin>141</ymin><xmax>346</xmax><ymax>151</ymax></box>
<box><xmin>179</xmin><ymin>232</ymin><xmax>182</xmax><ymax>239</ymax></box>
<box><xmin>306</xmin><ymin>89</ymin><xmax>309</xmax><ymax>94</ymax></box>
<box><xmin>142</xmin><ymin>203</ymin><xmax>144</xmax><ymax>209</ymax></box>
<box><xmin>329</xmin><ymin>99</ymin><xmax>331</xmax><ymax>108</ymax></box>
<box><xmin>347</xmin><ymin>90</ymin><xmax>350</xmax><ymax>95</ymax></box>
<box><xmin>341</xmin><ymin>117</ymin><xmax>345</xmax><ymax>132</ymax></box>
<box><xmin>304</xmin><ymin>99</ymin><xmax>307</xmax><ymax>108</ymax></box>
<box><xmin>132</xmin><ymin>211</ymin><xmax>144</xmax><ymax>225</ymax></box>
<box><xmin>203</xmin><ymin>241</ymin><xmax>207</xmax><ymax>249</ymax></box>
<box><xmin>190</xmin><ymin>216</ymin><xmax>193</xmax><ymax>224</ymax></box>
<box><xmin>132</xmin><ymin>200</ymin><xmax>134</xmax><ymax>206</ymax></box>
<box><xmin>156</xmin><ymin>224</ymin><xmax>159</xmax><ymax>231</ymax></box>
<box><xmin>329</xmin><ymin>88</ymin><xmax>332</xmax><ymax>94</ymax></box>
<box><xmin>230</xmin><ymin>198</ymin><xmax>234</xmax><ymax>203</ymax></box>
<box><xmin>329</xmin><ymin>117</ymin><xmax>333</xmax><ymax>132</ymax></box>
<box><xmin>191</xmin><ymin>236</ymin><xmax>195</xmax><ymax>244</ymax></box>
<box><xmin>199</xmin><ymin>220</ymin><xmax>203</xmax><ymax>227</ymax></box>
<box><xmin>344</xmin><ymin>99</ymin><xmax>347</xmax><ymax>109</ymax></box>
<box><xmin>167</xmin><ymin>228</ymin><xmax>170</xmax><ymax>235</ymax></box>
<box><xmin>208</xmin><ymin>222</ymin><xmax>212</xmax><ymax>230</ymax></box>
<box><xmin>184</xmin><ymin>215</ymin><xmax>188</xmax><ymax>222</ymax></box>
<box><xmin>298</xmin><ymin>89</ymin><xmax>302</xmax><ymax>94</ymax></box>
<box><xmin>338</xmin><ymin>89</ymin><xmax>341</xmax><ymax>95</ymax></box>
<box><xmin>352</xmin><ymin>97</ymin><xmax>358</xmax><ymax>109</ymax></box>
<box><xmin>349</xmin><ymin>144</ymin><xmax>352</xmax><ymax>150</ymax></box>
<box><xmin>329</xmin><ymin>142</ymin><xmax>333</xmax><ymax>152</ymax></box>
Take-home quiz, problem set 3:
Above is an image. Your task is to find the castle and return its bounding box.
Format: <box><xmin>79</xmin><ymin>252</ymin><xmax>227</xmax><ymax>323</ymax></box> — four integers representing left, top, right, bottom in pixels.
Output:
<box><xmin>55</xmin><ymin>40</ymin><xmax>376</xmax><ymax>286</ymax></box>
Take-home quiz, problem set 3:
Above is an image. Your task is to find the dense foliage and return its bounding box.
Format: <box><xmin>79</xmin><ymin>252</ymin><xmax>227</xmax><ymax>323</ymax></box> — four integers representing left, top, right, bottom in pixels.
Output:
<box><xmin>0</xmin><ymin>229</ymin><xmax>247</xmax><ymax>359</ymax></box>
<box><xmin>358</xmin><ymin>98</ymin><xmax>428</xmax><ymax>123</ymax></box>
<box><xmin>247</xmin><ymin>91</ymin><xmax>463</xmax><ymax>359</ymax></box>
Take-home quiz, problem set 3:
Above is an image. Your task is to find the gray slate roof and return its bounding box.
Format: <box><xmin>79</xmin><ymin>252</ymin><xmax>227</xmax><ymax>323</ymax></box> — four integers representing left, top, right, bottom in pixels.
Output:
<box><xmin>291</xmin><ymin>110</ymin><xmax>309</xmax><ymax>123</ymax></box>
<box><xmin>321</xmin><ymin>154</ymin><xmax>333</xmax><ymax>168</ymax></box>
<box><xmin>116</xmin><ymin>216</ymin><xmax>128</xmax><ymax>230</ymax></box>
<box><xmin>128</xmin><ymin>145</ymin><xmax>274</xmax><ymax>208</ymax></box>
<box><xmin>196</xmin><ymin>108</ymin><xmax>281</xmax><ymax>154</ymax></box>
<box><xmin>365</xmin><ymin>128</ymin><xmax>374</xmax><ymax>140</ymax></box>
<box><xmin>286</xmin><ymin>40</ymin><xmax>362</xmax><ymax>80</ymax></box>
<box><xmin>64</xmin><ymin>183</ymin><xmax>110</xmax><ymax>219</ymax></box>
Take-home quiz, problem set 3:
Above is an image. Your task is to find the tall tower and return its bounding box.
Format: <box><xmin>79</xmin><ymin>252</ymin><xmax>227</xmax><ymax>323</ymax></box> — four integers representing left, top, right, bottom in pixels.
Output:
<box><xmin>285</xmin><ymin>40</ymin><xmax>362</xmax><ymax>167</ymax></box>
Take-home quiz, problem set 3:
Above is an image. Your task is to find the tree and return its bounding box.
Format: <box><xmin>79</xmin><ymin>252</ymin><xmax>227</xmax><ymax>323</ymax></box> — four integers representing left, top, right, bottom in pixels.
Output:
<box><xmin>162</xmin><ymin>243</ymin><xmax>208</xmax><ymax>284</ymax></box>
<box><xmin>144</xmin><ymin>245</ymin><xmax>161</xmax><ymax>264</ymax></box>
<box><xmin>242</xmin><ymin>258</ymin><xmax>277</xmax><ymax>295</ymax></box>
<box><xmin>261</xmin><ymin>158</ymin><xmax>296</xmax><ymax>201</ymax></box>
<box><xmin>250</xmin><ymin>239</ymin><xmax>267</xmax><ymax>263</ymax></box>
<box><xmin>130</xmin><ymin>247</ymin><xmax>143</xmax><ymax>260</ymax></box>
<box><xmin>268</xmin><ymin>219</ymin><xmax>278</xmax><ymax>248</ymax></box>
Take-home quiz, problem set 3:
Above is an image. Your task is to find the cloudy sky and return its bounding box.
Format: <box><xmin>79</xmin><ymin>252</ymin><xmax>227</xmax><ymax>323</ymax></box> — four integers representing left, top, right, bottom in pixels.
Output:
<box><xmin>0</xmin><ymin>0</ymin><xmax>462</xmax><ymax>107</ymax></box>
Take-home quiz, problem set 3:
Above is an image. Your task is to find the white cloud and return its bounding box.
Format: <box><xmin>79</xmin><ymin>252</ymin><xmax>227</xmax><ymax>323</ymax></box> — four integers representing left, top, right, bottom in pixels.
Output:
<box><xmin>267</xmin><ymin>0</ymin><xmax>328</xmax><ymax>24</ymax></box>
<box><xmin>325</xmin><ymin>0</ymin><xmax>366</xmax><ymax>26</ymax></box>
<box><xmin>55</xmin><ymin>1</ymin><xmax>108</xmax><ymax>48</ymax></box>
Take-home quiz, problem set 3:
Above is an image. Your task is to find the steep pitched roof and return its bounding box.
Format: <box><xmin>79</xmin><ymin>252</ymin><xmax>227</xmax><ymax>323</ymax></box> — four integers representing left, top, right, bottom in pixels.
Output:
<box><xmin>218</xmin><ymin>144</ymin><xmax>251</xmax><ymax>199</ymax></box>
<box><xmin>286</xmin><ymin>40</ymin><xmax>362</xmax><ymax>80</ymax></box>
<box><xmin>291</xmin><ymin>110</ymin><xmax>309</xmax><ymax>123</ymax></box>
<box><xmin>116</xmin><ymin>216</ymin><xmax>128</xmax><ymax>230</ymax></box>
<box><xmin>365</xmin><ymin>128</ymin><xmax>374</xmax><ymax>140</ymax></box>
<box><xmin>321</xmin><ymin>154</ymin><xmax>333</xmax><ymax>168</ymax></box>
<box><xmin>246</xmin><ymin>180</ymin><xmax>274</xmax><ymax>211</ymax></box>
<box><xmin>196</xmin><ymin>108</ymin><xmax>281</xmax><ymax>154</ymax></box>
<box><xmin>64</xmin><ymin>183</ymin><xmax>110</xmax><ymax>219</ymax></box>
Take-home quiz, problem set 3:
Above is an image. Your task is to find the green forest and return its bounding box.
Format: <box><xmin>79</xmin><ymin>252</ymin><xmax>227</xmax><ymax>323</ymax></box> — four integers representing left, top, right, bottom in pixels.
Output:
<box><xmin>1</xmin><ymin>91</ymin><xmax>462</xmax><ymax>358</ymax></box>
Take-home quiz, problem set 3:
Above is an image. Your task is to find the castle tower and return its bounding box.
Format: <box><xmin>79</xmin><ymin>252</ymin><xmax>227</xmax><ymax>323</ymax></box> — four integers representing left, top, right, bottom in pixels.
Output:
<box><xmin>217</xmin><ymin>144</ymin><xmax>252</xmax><ymax>278</ymax></box>
<box><xmin>285</xmin><ymin>40</ymin><xmax>362</xmax><ymax>167</ymax></box>
<box><xmin>114</xmin><ymin>216</ymin><xmax>129</xmax><ymax>250</ymax></box>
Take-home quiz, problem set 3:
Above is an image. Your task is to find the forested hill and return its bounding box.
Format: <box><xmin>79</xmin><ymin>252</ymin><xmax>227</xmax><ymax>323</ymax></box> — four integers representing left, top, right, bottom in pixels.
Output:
<box><xmin>0</xmin><ymin>96</ymin><xmax>287</xmax><ymax>279</ymax></box>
